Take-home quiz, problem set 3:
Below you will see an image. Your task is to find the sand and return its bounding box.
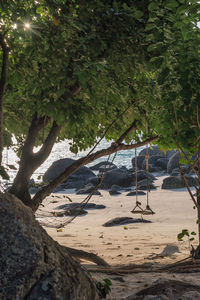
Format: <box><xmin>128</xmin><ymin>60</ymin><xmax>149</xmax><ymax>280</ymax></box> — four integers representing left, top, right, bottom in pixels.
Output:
<box><xmin>36</xmin><ymin>176</ymin><xmax>200</xmax><ymax>299</ymax></box>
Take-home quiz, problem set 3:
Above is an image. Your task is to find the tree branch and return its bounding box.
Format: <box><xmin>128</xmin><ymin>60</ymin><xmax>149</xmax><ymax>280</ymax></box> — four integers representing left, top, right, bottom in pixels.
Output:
<box><xmin>33</xmin><ymin>121</ymin><xmax>61</xmax><ymax>167</ymax></box>
<box><xmin>32</xmin><ymin>134</ymin><xmax>158</xmax><ymax>211</ymax></box>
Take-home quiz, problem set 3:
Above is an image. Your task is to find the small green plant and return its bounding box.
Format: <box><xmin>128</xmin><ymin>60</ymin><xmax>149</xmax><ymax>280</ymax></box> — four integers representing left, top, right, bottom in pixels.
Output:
<box><xmin>177</xmin><ymin>229</ymin><xmax>196</xmax><ymax>252</ymax></box>
<box><xmin>96</xmin><ymin>278</ymin><xmax>112</xmax><ymax>299</ymax></box>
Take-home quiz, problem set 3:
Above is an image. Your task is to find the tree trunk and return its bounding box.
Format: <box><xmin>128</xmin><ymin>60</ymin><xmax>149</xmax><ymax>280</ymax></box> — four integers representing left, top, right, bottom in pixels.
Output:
<box><xmin>10</xmin><ymin>113</ymin><xmax>61</xmax><ymax>208</ymax></box>
<box><xmin>0</xmin><ymin>34</ymin><xmax>9</xmax><ymax>165</ymax></box>
<box><xmin>0</xmin><ymin>192</ymin><xmax>99</xmax><ymax>299</ymax></box>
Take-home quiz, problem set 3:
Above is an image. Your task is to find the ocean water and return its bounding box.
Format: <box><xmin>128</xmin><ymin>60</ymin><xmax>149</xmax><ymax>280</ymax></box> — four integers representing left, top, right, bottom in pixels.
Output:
<box><xmin>2</xmin><ymin>139</ymin><xmax>145</xmax><ymax>182</ymax></box>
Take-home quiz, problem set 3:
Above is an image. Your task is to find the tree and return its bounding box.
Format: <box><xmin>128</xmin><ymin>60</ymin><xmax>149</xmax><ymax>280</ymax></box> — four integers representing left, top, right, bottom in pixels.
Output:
<box><xmin>0</xmin><ymin>0</ymin><xmax>158</xmax><ymax>209</ymax></box>
<box><xmin>145</xmin><ymin>0</ymin><xmax>200</xmax><ymax>251</ymax></box>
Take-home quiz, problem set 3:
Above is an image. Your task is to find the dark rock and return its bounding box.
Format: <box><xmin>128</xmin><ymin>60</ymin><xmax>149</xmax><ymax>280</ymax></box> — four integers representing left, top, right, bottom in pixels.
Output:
<box><xmin>125</xmin><ymin>278</ymin><xmax>200</xmax><ymax>300</ymax></box>
<box><xmin>0</xmin><ymin>193</ymin><xmax>98</xmax><ymax>299</ymax></box>
<box><xmin>167</xmin><ymin>152</ymin><xmax>180</xmax><ymax>174</ymax></box>
<box><xmin>100</xmin><ymin>170</ymin><xmax>134</xmax><ymax>189</ymax></box>
<box><xmin>138</xmin><ymin>145</ymin><xmax>166</xmax><ymax>157</ymax></box>
<box><xmin>94</xmin><ymin>204</ymin><xmax>106</xmax><ymax>209</ymax></box>
<box><xmin>102</xmin><ymin>217</ymin><xmax>152</xmax><ymax>227</ymax></box>
<box><xmin>65</xmin><ymin>208</ymin><xmax>88</xmax><ymax>216</ymax></box>
<box><xmin>162</xmin><ymin>176</ymin><xmax>197</xmax><ymax>189</ymax></box>
<box><xmin>56</xmin><ymin>202</ymin><xmax>106</xmax><ymax>211</ymax></box>
<box><xmin>126</xmin><ymin>191</ymin><xmax>146</xmax><ymax>196</ymax></box>
<box><xmin>138</xmin><ymin>183</ymin><xmax>157</xmax><ymax>190</ymax></box>
<box><xmin>109</xmin><ymin>190</ymin><xmax>121</xmax><ymax>195</ymax></box>
<box><xmin>86</xmin><ymin>176</ymin><xmax>100</xmax><ymax>186</ymax></box>
<box><xmin>43</xmin><ymin>158</ymin><xmax>95</xmax><ymax>185</ymax></box>
<box><xmin>110</xmin><ymin>184</ymin><xmax>125</xmax><ymax>191</ymax></box>
<box><xmin>89</xmin><ymin>161</ymin><xmax>117</xmax><ymax>171</ymax></box>
<box><xmin>76</xmin><ymin>184</ymin><xmax>101</xmax><ymax>195</ymax></box>
<box><xmin>156</xmin><ymin>158</ymin><xmax>169</xmax><ymax>170</ymax></box>
<box><xmin>132</xmin><ymin>170</ymin><xmax>156</xmax><ymax>182</ymax></box>
<box><xmin>132</xmin><ymin>155</ymin><xmax>146</xmax><ymax>170</ymax></box>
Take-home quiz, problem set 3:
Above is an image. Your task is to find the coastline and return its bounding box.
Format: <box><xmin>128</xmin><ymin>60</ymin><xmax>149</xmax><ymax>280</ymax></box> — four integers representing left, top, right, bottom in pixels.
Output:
<box><xmin>36</xmin><ymin>176</ymin><xmax>199</xmax><ymax>299</ymax></box>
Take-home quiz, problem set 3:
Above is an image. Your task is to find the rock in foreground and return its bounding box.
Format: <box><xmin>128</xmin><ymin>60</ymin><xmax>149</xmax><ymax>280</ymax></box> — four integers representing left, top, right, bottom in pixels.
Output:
<box><xmin>0</xmin><ymin>192</ymin><xmax>98</xmax><ymax>300</ymax></box>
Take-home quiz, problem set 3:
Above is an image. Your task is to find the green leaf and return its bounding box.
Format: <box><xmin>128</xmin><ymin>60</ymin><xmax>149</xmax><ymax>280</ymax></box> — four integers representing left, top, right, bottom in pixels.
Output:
<box><xmin>190</xmin><ymin>237</ymin><xmax>195</xmax><ymax>241</ymax></box>
<box><xmin>148</xmin><ymin>2</ymin><xmax>159</xmax><ymax>11</ymax></box>
<box><xmin>191</xmin><ymin>232</ymin><xmax>196</xmax><ymax>235</ymax></box>
<box><xmin>0</xmin><ymin>166</ymin><xmax>9</xmax><ymax>180</ymax></box>
<box><xmin>165</xmin><ymin>0</ymin><xmax>179</xmax><ymax>10</ymax></box>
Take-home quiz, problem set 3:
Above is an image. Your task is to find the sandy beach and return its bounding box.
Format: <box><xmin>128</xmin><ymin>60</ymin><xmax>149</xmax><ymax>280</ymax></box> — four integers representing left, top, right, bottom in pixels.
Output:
<box><xmin>36</xmin><ymin>176</ymin><xmax>200</xmax><ymax>299</ymax></box>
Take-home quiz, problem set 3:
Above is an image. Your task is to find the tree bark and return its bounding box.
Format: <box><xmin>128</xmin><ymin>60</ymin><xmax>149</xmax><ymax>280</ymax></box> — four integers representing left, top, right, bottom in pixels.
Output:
<box><xmin>10</xmin><ymin>114</ymin><xmax>61</xmax><ymax>208</ymax></box>
<box><xmin>0</xmin><ymin>33</ymin><xmax>9</xmax><ymax>165</ymax></box>
<box><xmin>32</xmin><ymin>135</ymin><xmax>158</xmax><ymax>212</ymax></box>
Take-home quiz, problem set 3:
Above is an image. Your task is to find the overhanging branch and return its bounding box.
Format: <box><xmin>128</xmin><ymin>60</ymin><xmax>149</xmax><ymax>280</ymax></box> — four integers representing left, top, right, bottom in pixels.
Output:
<box><xmin>32</xmin><ymin>134</ymin><xmax>158</xmax><ymax>211</ymax></box>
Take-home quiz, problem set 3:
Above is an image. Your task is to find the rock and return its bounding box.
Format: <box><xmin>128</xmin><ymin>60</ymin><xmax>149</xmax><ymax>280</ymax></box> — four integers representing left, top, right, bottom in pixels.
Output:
<box><xmin>159</xmin><ymin>245</ymin><xmax>180</xmax><ymax>257</ymax></box>
<box><xmin>138</xmin><ymin>182</ymin><xmax>157</xmax><ymax>190</ymax></box>
<box><xmin>132</xmin><ymin>155</ymin><xmax>146</xmax><ymax>170</ymax></box>
<box><xmin>125</xmin><ymin>279</ymin><xmax>200</xmax><ymax>300</ymax></box>
<box><xmin>138</xmin><ymin>145</ymin><xmax>166</xmax><ymax>157</ymax></box>
<box><xmin>86</xmin><ymin>176</ymin><xmax>100</xmax><ymax>186</ymax></box>
<box><xmin>100</xmin><ymin>170</ymin><xmax>134</xmax><ymax>189</ymax></box>
<box><xmin>181</xmin><ymin>291</ymin><xmax>200</xmax><ymax>299</ymax></box>
<box><xmin>110</xmin><ymin>184</ymin><xmax>125</xmax><ymax>191</ymax></box>
<box><xmin>109</xmin><ymin>190</ymin><xmax>121</xmax><ymax>195</ymax></box>
<box><xmin>132</xmin><ymin>170</ymin><xmax>156</xmax><ymax>182</ymax></box>
<box><xmin>56</xmin><ymin>202</ymin><xmax>106</xmax><ymax>211</ymax></box>
<box><xmin>66</xmin><ymin>208</ymin><xmax>88</xmax><ymax>216</ymax></box>
<box><xmin>102</xmin><ymin>217</ymin><xmax>152</xmax><ymax>227</ymax></box>
<box><xmin>0</xmin><ymin>192</ymin><xmax>98</xmax><ymax>299</ymax></box>
<box><xmin>162</xmin><ymin>176</ymin><xmax>197</xmax><ymax>189</ymax></box>
<box><xmin>167</xmin><ymin>152</ymin><xmax>180</xmax><ymax>174</ymax></box>
<box><xmin>126</xmin><ymin>191</ymin><xmax>146</xmax><ymax>196</ymax></box>
<box><xmin>89</xmin><ymin>161</ymin><xmax>117</xmax><ymax>171</ymax></box>
<box><xmin>76</xmin><ymin>184</ymin><xmax>101</xmax><ymax>195</ymax></box>
<box><xmin>156</xmin><ymin>158</ymin><xmax>169</xmax><ymax>170</ymax></box>
<box><xmin>43</xmin><ymin>158</ymin><xmax>95</xmax><ymax>186</ymax></box>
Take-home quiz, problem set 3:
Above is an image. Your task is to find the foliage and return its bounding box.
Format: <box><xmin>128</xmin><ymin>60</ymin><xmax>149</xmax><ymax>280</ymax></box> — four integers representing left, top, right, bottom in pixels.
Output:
<box><xmin>96</xmin><ymin>278</ymin><xmax>112</xmax><ymax>299</ymax></box>
<box><xmin>0</xmin><ymin>0</ymin><xmax>153</xmax><ymax>154</ymax></box>
<box><xmin>145</xmin><ymin>0</ymin><xmax>200</xmax><ymax>155</ymax></box>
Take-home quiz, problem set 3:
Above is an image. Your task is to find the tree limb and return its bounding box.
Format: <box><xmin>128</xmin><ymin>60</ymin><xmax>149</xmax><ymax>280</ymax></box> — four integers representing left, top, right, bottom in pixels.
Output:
<box><xmin>32</xmin><ymin>134</ymin><xmax>158</xmax><ymax>211</ymax></box>
<box><xmin>0</xmin><ymin>33</ymin><xmax>9</xmax><ymax>164</ymax></box>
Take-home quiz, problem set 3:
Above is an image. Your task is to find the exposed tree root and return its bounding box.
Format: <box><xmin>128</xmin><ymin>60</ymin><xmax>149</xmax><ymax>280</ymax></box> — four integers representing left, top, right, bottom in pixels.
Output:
<box><xmin>62</xmin><ymin>245</ymin><xmax>110</xmax><ymax>267</ymax></box>
<box><xmin>85</xmin><ymin>257</ymin><xmax>200</xmax><ymax>274</ymax></box>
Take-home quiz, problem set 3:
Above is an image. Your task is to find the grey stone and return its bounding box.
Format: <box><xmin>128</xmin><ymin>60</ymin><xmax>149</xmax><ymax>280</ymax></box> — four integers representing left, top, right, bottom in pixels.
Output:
<box><xmin>162</xmin><ymin>176</ymin><xmax>197</xmax><ymax>189</ymax></box>
<box><xmin>0</xmin><ymin>193</ymin><xmax>98</xmax><ymax>300</ymax></box>
<box><xmin>102</xmin><ymin>217</ymin><xmax>151</xmax><ymax>227</ymax></box>
<box><xmin>100</xmin><ymin>170</ymin><xmax>134</xmax><ymax>189</ymax></box>
<box><xmin>181</xmin><ymin>291</ymin><xmax>200</xmax><ymax>299</ymax></box>
<box><xmin>126</xmin><ymin>191</ymin><xmax>146</xmax><ymax>196</ymax></box>
<box><xmin>109</xmin><ymin>190</ymin><xmax>121</xmax><ymax>195</ymax></box>
<box><xmin>167</xmin><ymin>152</ymin><xmax>180</xmax><ymax>174</ymax></box>
<box><xmin>76</xmin><ymin>184</ymin><xmax>101</xmax><ymax>195</ymax></box>
<box><xmin>156</xmin><ymin>158</ymin><xmax>169</xmax><ymax>170</ymax></box>
<box><xmin>43</xmin><ymin>157</ymin><xmax>95</xmax><ymax>183</ymax></box>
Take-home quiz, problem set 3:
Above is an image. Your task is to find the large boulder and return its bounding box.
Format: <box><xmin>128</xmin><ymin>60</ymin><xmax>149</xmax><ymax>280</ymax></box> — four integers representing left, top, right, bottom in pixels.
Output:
<box><xmin>132</xmin><ymin>146</ymin><xmax>176</xmax><ymax>170</ymax></box>
<box><xmin>43</xmin><ymin>158</ymin><xmax>95</xmax><ymax>189</ymax></box>
<box><xmin>162</xmin><ymin>175</ymin><xmax>197</xmax><ymax>189</ymax></box>
<box><xmin>100</xmin><ymin>169</ymin><xmax>134</xmax><ymax>189</ymax></box>
<box><xmin>167</xmin><ymin>152</ymin><xmax>181</xmax><ymax>174</ymax></box>
<box><xmin>0</xmin><ymin>192</ymin><xmax>99</xmax><ymax>299</ymax></box>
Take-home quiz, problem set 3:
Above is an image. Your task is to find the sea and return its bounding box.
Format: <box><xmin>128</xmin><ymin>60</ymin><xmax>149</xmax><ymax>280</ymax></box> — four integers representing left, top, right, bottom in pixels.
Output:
<box><xmin>2</xmin><ymin>139</ymin><xmax>145</xmax><ymax>183</ymax></box>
